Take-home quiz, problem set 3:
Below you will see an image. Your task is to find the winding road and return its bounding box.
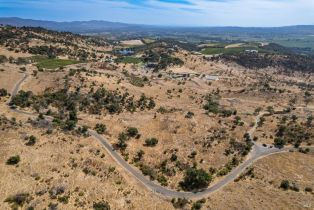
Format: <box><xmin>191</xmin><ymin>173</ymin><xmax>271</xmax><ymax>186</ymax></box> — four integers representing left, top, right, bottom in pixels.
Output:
<box><xmin>7</xmin><ymin>73</ymin><xmax>296</xmax><ymax>199</ymax></box>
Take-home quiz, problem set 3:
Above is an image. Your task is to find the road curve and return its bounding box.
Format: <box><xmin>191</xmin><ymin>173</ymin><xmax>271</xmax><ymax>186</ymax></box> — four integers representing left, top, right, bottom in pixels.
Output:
<box><xmin>7</xmin><ymin>73</ymin><xmax>292</xmax><ymax>199</ymax></box>
<box><xmin>8</xmin><ymin>73</ymin><xmax>28</xmax><ymax>104</ymax></box>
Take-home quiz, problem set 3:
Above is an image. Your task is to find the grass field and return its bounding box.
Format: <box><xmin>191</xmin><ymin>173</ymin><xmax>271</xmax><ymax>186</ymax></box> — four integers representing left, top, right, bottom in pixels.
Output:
<box><xmin>273</xmin><ymin>36</ymin><xmax>314</xmax><ymax>49</ymax></box>
<box><xmin>142</xmin><ymin>38</ymin><xmax>156</xmax><ymax>44</ymax></box>
<box><xmin>116</xmin><ymin>56</ymin><xmax>142</xmax><ymax>64</ymax></box>
<box><xmin>31</xmin><ymin>56</ymin><xmax>80</xmax><ymax>69</ymax></box>
<box><xmin>201</xmin><ymin>42</ymin><xmax>273</xmax><ymax>55</ymax></box>
<box><xmin>201</xmin><ymin>47</ymin><xmax>246</xmax><ymax>55</ymax></box>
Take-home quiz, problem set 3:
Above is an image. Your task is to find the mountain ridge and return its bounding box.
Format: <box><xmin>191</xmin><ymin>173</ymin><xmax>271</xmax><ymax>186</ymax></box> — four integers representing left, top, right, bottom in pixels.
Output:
<box><xmin>1</xmin><ymin>17</ymin><xmax>314</xmax><ymax>34</ymax></box>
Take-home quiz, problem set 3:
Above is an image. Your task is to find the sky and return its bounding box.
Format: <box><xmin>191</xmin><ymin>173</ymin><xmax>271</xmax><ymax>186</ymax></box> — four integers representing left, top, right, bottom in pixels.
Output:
<box><xmin>0</xmin><ymin>0</ymin><xmax>314</xmax><ymax>27</ymax></box>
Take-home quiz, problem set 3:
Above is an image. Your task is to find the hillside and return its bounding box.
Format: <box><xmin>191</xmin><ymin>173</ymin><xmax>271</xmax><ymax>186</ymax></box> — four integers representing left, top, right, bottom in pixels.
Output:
<box><xmin>0</xmin><ymin>26</ymin><xmax>313</xmax><ymax>210</ymax></box>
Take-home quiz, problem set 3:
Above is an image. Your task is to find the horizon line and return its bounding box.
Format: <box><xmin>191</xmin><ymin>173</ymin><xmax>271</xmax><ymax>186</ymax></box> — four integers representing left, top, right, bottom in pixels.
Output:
<box><xmin>1</xmin><ymin>17</ymin><xmax>314</xmax><ymax>29</ymax></box>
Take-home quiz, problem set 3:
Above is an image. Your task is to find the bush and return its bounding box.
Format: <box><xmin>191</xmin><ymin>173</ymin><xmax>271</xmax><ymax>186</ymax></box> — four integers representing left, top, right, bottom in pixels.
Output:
<box><xmin>139</xmin><ymin>164</ymin><xmax>157</xmax><ymax>180</ymax></box>
<box><xmin>116</xmin><ymin>132</ymin><xmax>128</xmax><ymax>150</ymax></box>
<box><xmin>185</xmin><ymin>111</ymin><xmax>194</xmax><ymax>119</ymax></box>
<box><xmin>305</xmin><ymin>187</ymin><xmax>313</xmax><ymax>193</ymax></box>
<box><xmin>0</xmin><ymin>88</ymin><xmax>8</xmax><ymax>97</ymax></box>
<box><xmin>118</xmin><ymin>132</ymin><xmax>128</xmax><ymax>142</ymax></box>
<box><xmin>48</xmin><ymin>203</ymin><xmax>58</xmax><ymax>210</ymax></box>
<box><xmin>77</xmin><ymin>126</ymin><xmax>89</xmax><ymax>136</ymax></box>
<box><xmin>188</xmin><ymin>151</ymin><xmax>197</xmax><ymax>159</ymax></box>
<box><xmin>95</xmin><ymin>123</ymin><xmax>106</xmax><ymax>134</ymax></box>
<box><xmin>274</xmin><ymin>137</ymin><xmax>286</xmax><ymax>148</ymax></box>
<box><xmin>306</xmin><ymin>115</ymin><xmax>313</xmax><ymax>127</ymax></box>
<box><xmin>144</xmin><ymin>138</ymin><xmax>158</xmax><ymax>147</ymax></box>
<box><xmin>220</xmin><ymin>109</ymin><xmax>233</xmax><ymax>117</ymax></box>
<box><xmin>0</xmin><ymin>55</ymin><xmax>8</xmax><ymax>63</ymax></box>
<box><xmin>171</xmin><ymin>198</ymin><xmax>188</xmax><ymax>209</ymax></box>
<box><xmin>127</xmin><ymin>127</ymin><xmax>139</xmax><ymax>137</ymax></box>
<box><xmin>203</xmin><ymin>94</ymin><xmax>219</xmax><ymax>114</ymax></box>
<box><xmin>4</xmin><ymin>193</ymin><xmax>30</xmax><ymax>207</ymax></box>
<box><xmin>25</xmin><ymin>135</ymin><xmax>36</xmax><ymax>146</ymax></box>
<box><xmin>49</xmin><ymin>185</ymin><xmax>65</xmax><ymax>198</ymax></box>
<box><xmin>181</xmin><ymin>168</ymin><xmax>212</xmax><ymax>191</ymax></box>
<box><xmin>58</xmin><ymin>195</ymin><xmax>69</xmax><ymax>204</ymax></box>
<box><xmin>10</xmin><ymin>90</ymin><xmax>33</xmax><ymax>108</ymax></box>
<box><xmin>170</xmin><ymin>153</ymin><xmax>178</xmax><ymax>161</ymax></box>
<box><xmin>6</xmin><ymin>155</ymin><xmax>20</xmax><ymax>165</ymax></box>
<box><xmin>93</xmin><ymin>201</ymin><xmax>111</xmax><ymax>210</ymax></box>
<box><xmin>63</xmin><ymin>119</ymin><xmax>77</xmax><ymax>131</ymax></box>
<box><xmin>16</xmin><ymin>57</ymin><xmax>29</xmax><ymax>65</ymax></box>
<box><xmin>133</xmin><ymin>150</ymin><xmax>144</xmax><ymax>162</ymax></box>
<box><xmin>290</xmin><ymin>183</ymin><xmax>300</xmax><ymax>192</ymax></box>
<box><xmin>192</xmin><ymin>199</ymin><xmax>205</xmax><ymax>210</ymax></box>
<box><xmin>280</xmin><ymin>180</ymin><xmax>290</xmax><ymax>190</ymax></box>
<box><xmin>157</xmin><ymin>175</ymin><xmax>168</xmax><ymax>186</ymax></box>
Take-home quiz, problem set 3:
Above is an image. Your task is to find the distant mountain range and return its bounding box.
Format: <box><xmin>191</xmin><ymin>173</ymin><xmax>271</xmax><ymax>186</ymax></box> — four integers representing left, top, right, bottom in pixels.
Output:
<box><xmin>0</xmin><ymin>17</ymin><xmax>147</xmax><ymax>33</ymax></box>
<box><xmin>1</xmin><ymin>17</ymin><xmax>314</xmax><ymax>37</ymax></box>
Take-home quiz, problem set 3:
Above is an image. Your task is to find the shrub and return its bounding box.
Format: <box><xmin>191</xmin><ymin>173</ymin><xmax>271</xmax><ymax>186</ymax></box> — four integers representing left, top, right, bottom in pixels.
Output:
<box><xmin>157</xmin><ymin>175</ymin><xmax>168</xmax><ymax>186</ymax></box>
<box><xmin>63</xmin><ymin>119</ymin><xmax>77</xmax><ymax>131</ymax></box>
<box><xmin>220</xmin><ymin>109</ymin><xmax>233</xmax><ymax>117</ymax></box>
<box><xmin>118</xmin><ymin>132</ymin><xmax>128</xmax><ymax>142</ymax></box>
<box><xmin>4</xmin><ymin>193</ymin><xmax>30</xmax><ymax>207</ymax></box>
<box><xmin>217</xmin><ymin>167</ymin><xmax>230</xmax><ymax>176</ymax></box>
<box><xmin>133</xmin><ymin>150</ymin><xmax>145</xmax><ymax>162</ymax></box>
<box><xmin>280</xmin><ymin>180</ymin><xmax>290</xmax><ymax>190</ymax></box>
<box><xmin>274</xmin><ymin>137</ymin><xmax>286</xmax><ymax>148</ymax></box>
<box><xmin>170</xmin><ymin>153</ymin><xmax>178</xmax><ymax>161</ymax></box>
<box><xmin>16</xmin><ymin>57</ymin><xmax>29</xmax><ymax>65</ymax></box>
<box><xmin>93</xmin><ymin>201</ymin><xmax>111</xmax><ymax>210</ymax></box>
<box><xmin>144</xmin><ymin>138</ymin><xmax>158</xmax><ymax>147</ymax></box>
<box><xmin>139</xmin><ymin>164</ymin><xmax>157</xmax><ymax>180</ymax></box>
<box><xmin>116</xmin><ymin>132</ymin><xmax>128</xmax><ymax>150</ymax></box>
<box><xmin>0</xmin><ymin>88</ymin><xmax>8</xmax><ymax>97</ymax></box>
<box><xmin>77</xmin><ymin>126</ymin><xmax>89</xmax><ymax>136</ymax></box>
<box><xmin>185</xmin><ymin>111</ymin><xmax>194</xmax><ymax>119</ymax></box>
<box><xmin>171</xmin><ymin>198</ymin><xmax>189</xmax><ymax>209</ymax></box>
<box><xmin>188</xmin><ymin>151</ymin><xmax>197</xmax><ymax>159</ymax></box>
<box><xmin>180</xmin><ymin>168</ymin><xmax>212</xmax><ymax>191</ymax></box>
<box><xmin>191</xmin><ymin>200</ymin><xmax>204</xmax><ymax>210</ymax></box>
<box><xmin>25</xmin><ymin>135</ymin><xmax>36</xmax><ymax>146</ymax></box>
<box><xmin>203</xmin><ymin>94</ymin><xmax>219</xmax><ymax>114</ymax></box>
<box><xmin>306</xmin><ymin>115</ymin><xmax>313</xmax><ymax>127</ymax></box>
<box><xmin>6</xmin><ymin>155</ymin><xmax>20</xmax><ymax>165</ymax></box>
<box><xmin>291</xmin><ymin>114</ymin><xmax>298</xmax><ymax>122</ymax></box>
<box><xmin>305</xmin><ymin>187</ymin><xmax>313</xmax><ymax>193</ymax></box>
<box><xmin>58</xmin><ymin>195</ymin><xmax>69</xmax><ymax>204</ymax></box>
<box><xmin>157</xmin><ymin>106</ymin><xmax>168</xmax><ymax>114</ymax></box>
<box><xmin>10</xmin><ymin>90</ymin><xmax>33</xmax><ymax>108</ymax></box>
<box><xmin>95</xmin><ymin>123</ymin><xmax>106</xmax><ymax>134</ymax></box>
<box><xmin>49</xmin><ymin>185</ymin><xmax>65</xmax><ymax>198</ymax></box>
<box><xmin>129</xmin><ymin>75</ymin><xmax>147</xmax><ymax>87</ymax></box>
<box><xmin>290</xmin><ymin>183</ymin><xmax>300</xmax><ymax>192</ymax></box>
<box><xmin>48</xmin><ymin>203</ymin><xmax>58</xmax><ymax>210</ymax></box>
<box><xmin>127</xmin><ymin>127</ymin><xmax>139</xmax><ymax>137</ymax></box>
<box><xmin>0</xmin><ymin>55</ymin><xmax>8</xmax><ymax>63</ymax></box>
<box><xmin>148</xmin><ymin>99</ymin><xmax>156</xmax><ymax>109</ymax></box>
<box><xmin>267</xmin><ymin>106</ymin><xmax>274</xmax><ymax>114</ymax></box>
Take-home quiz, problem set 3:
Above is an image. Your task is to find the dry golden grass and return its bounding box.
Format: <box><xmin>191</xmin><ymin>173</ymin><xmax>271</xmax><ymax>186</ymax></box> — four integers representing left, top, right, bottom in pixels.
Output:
<box><xmin>0</xmin><ymin>29</ymin><xmax>313</xmax><ymax>209</ymax></box>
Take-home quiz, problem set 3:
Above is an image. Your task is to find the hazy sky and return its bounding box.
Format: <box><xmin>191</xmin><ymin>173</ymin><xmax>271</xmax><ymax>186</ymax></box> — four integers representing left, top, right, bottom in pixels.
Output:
<box><xmin>0</xmin><ymin>0</ymin><xmax>313</xmax><ymax>26</ymax></box>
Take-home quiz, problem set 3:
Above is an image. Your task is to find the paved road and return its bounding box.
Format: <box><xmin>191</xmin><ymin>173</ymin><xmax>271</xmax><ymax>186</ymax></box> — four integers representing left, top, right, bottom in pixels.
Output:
<box><xmin>7</xmin><ymin>73</ymin><xmax>296</xmax><ymax>199</ymax></box>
